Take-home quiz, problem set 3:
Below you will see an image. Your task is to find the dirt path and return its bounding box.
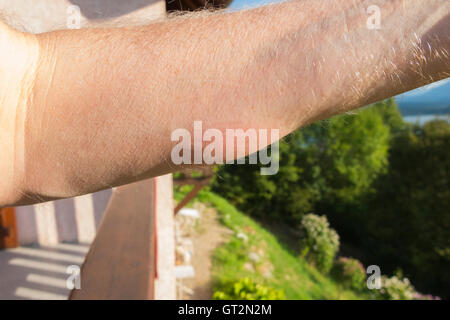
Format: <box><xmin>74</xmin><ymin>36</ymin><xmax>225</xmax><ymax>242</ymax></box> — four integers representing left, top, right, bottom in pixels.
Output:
<box><xmin>182</xmin><ymin>203</ymin><xmax>229</xmax><ymax>300</ymax></box>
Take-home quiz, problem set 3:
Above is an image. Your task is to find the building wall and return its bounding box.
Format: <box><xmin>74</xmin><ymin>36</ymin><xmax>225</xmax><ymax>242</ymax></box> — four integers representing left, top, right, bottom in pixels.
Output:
<box><xmin>0</xmin><ymin>0</ymin><xmax>166</xmax><ymax>33</ymax></box>
<box><xmin>15</xmin><ymin>189</ymin><xmax>112</xmax><ymax>245</ymax></box>
<box><xmin>154</xmin><ymin>175</ymin><xmax>176</xmax><ymax>300</ymax></box>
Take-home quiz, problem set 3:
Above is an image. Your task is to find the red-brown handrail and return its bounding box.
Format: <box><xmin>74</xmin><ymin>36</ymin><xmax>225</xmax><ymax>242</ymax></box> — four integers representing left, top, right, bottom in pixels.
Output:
<box><xmin>70</xmin><ymin>179</ymin><xmax>156</xmax><ymax>300</ymax></box>
<box><xmin>0</xmin><ymin>207</ymin><xmax>18</xmax><ymax>249</ymax></box>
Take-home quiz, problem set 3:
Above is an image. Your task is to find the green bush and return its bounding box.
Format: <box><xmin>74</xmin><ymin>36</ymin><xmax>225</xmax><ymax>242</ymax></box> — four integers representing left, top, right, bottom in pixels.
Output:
<box><xmin>213</xmin><ymin>277</ymin><xmax>285</xmax><ymax>300</ymax></box>
<box><xmin>374</xmin><ymin>275</ymin><xmax>417</xmax><ymax>300</ymax></box>
<box><xmin>299</xmin><ymin>214</ymin><xmax>340</xmax><ymax>273</ymax></box>
<box><xmin>331</xmin><ymin>257</ymin><xmax>366</xmax><ymax>291</ymax></box>
<box><xmin>371</xmin><ymin>273</ymin><xmax>441</xmax><ymax>300</ymax></box>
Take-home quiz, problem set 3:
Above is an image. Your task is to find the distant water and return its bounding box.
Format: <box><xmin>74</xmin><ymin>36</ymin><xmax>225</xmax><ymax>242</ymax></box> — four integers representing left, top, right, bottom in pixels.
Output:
<box><xmin>395</xmin><ymin>79</ymin><xmax>450</xmax><ymax>125</ymax></box>
<box><xmin>402</xmin><ymin>114</ymin><xmax>450</xmax><ymax>125</ymax></box>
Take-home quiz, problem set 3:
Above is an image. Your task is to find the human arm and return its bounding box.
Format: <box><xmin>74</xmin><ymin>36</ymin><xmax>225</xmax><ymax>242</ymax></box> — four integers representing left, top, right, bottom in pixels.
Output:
<box><xmin>1</xmin><ymin>0</ymin><xmax>449</xmax><ymax>207</ymax></box>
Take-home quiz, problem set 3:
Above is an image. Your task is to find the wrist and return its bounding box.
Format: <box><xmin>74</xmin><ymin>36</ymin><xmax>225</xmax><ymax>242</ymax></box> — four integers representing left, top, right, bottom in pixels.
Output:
<box><xmin>0</xmin><ymin>23</ymin><xmax>40</xmax><ymax>207</ymax></box>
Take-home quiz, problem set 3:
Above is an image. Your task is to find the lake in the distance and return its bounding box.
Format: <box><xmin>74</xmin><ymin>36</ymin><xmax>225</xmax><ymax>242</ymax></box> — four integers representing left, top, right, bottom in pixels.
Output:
<box><xmin>402</xmin><ymin>114</ymin><xmax>449</xmax><ymax>125</ymax></box>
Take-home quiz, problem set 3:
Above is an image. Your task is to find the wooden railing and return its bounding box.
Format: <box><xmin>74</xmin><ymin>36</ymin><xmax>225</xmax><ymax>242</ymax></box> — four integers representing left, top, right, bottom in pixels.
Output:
<box><xmin>173</xmin><ymin>167</ymin><xmax>214</xmax><ymax>214</ymax></box>
<box><xmin>70</xmin><ymin>179</ymin><xmax>156</xmax><ymax>300</ymax></box>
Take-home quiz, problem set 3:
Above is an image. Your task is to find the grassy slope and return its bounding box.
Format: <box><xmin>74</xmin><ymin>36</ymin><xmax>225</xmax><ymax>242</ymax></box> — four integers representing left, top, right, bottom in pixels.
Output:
<box><xmin>175</xmin><ymin>186</ymin><xmax>363</xmax><ymax>300</ymax></box>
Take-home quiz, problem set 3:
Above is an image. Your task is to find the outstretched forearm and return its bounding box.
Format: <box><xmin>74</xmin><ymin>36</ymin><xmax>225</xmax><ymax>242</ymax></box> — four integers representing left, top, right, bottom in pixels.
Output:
<box><xmin>2</xmin><ymin>0</ymin><xmax>449</xmax><ymax>206</ymax></box>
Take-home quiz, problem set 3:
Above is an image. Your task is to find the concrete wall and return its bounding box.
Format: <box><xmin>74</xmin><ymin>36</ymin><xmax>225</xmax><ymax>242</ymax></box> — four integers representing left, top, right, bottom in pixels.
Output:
<box><xmin>154</xmin><ymin>175</ymin><xmax>176</xmax><ymax>300</ymax></box>
<box><xmin>0</xmin><ymin>0</ymin><xmax>166</xmax><ymax>33</ymax></box>
<box><xmin>15</xmin><ymin>189</ymin><xmax>112</xmax><ymax>246</ymax></box>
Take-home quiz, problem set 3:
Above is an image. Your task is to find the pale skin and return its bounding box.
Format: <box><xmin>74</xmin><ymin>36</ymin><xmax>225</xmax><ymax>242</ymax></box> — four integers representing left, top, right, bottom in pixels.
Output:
<box><xmin>0</xmin><ymin>0</ymin><xmax>449</xmax><ymax>207</ymax></box>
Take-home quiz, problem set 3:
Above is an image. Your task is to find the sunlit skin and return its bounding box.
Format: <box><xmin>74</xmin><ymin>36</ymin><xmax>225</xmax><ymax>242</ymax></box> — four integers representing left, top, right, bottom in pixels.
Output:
<box><xmin>0</xmin><ymin>0</ymin><xmax>449</xmax><ymax>207</ymax></box>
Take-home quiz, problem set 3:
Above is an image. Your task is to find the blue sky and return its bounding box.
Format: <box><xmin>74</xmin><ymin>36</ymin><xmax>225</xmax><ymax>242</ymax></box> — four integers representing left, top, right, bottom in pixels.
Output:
<box><xmin>229</xmin><ymin>0</ymin><xmax>280</xmax><ymax>11</ymax></box>
<box><xmin>229</xmin><ymin>0</ymin><xmax>450</xmax><ymax>117</ymax></box>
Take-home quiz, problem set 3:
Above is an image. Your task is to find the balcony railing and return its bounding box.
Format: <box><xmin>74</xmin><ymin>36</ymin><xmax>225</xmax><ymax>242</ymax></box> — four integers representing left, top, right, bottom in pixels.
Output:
<box><xmin>69</xmin><ymin>179</ymin><xmax>156</xmax><ymax>300</ymax></box>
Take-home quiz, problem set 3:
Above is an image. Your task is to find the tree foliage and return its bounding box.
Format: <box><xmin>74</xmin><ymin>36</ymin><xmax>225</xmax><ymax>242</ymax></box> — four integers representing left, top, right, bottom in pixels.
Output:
<box><xmin>212</xmin><ymin>100</ymin><xmax>392</xmax><ymax>223</ymax></box>
<box><xmin>359</xmin><ymin>119</ymin><xmax>450</xmax><ymax>298</ymax></box>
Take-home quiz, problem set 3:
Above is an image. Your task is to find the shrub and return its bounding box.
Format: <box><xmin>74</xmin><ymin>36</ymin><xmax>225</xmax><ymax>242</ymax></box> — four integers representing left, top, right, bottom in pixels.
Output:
<box><xmin>374</xmin><ymin>275</ymin><xmax>417</xmax><ymax>300</ymax></box>
<box><xmin>299</xmin><ymin>214</ymin><xmax>340</xmax><ymax>273</ymax></box>
<box><xmin>213</xmin><ymin>277</ymin><xmax>285</xmax><ymax>300</ymax></box>
<box><xmin>331</xmin><ymin>257</ymin><xmax>366</xmax><ymax>291</ymax></box>
<box><xmin>413</xmin><ymin>293</ymin><xmax>441</xmax><ymax>300</ymax></box>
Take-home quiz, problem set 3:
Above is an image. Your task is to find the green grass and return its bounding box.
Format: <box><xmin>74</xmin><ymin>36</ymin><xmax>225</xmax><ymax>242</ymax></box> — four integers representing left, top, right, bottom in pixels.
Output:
<box><xmin>175</xmin><ymin>186</ymin><xmax>365</xmax><ymax>300</ymax></box>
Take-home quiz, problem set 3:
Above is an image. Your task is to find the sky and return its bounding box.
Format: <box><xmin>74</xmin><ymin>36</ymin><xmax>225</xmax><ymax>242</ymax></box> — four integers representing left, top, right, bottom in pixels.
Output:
<box><xmin>229</xmin><ymin>0</ymin><xmax>280</xmax><ymax>11</ymax></box>
<box><xmin>229</xmin><ymin>0</ymin><xmax>450</xmax><ymax>119</ymax></box>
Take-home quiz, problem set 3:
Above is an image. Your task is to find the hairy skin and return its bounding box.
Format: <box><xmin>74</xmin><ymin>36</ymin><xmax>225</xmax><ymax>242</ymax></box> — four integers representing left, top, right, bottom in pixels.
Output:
<box><xmin>0</xmin><ymin>0</ymin><xmax>449</xmax><ymax>207</ymax></box>
<box><xmin>0</xmin><ymin>23</ymin><xmax>40</xmax><ymax>206</ymax></box>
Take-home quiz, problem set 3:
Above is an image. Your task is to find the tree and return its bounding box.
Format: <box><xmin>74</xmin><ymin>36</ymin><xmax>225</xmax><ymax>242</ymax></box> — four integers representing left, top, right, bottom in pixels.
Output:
<box><xmin>361</xmin><ymin>120</ymin><xmax>450</xmax><ymax>298</ymax></box>
<box><xmin>212</xmin><ymin>100</ymin><xmax>392</xmax><ymax>223</ymax></box>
